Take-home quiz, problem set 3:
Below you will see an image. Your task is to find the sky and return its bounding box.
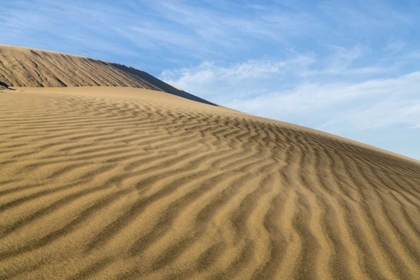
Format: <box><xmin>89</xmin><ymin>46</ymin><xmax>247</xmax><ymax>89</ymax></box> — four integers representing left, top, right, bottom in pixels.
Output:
<box><xmin>1</xmin><ymin>0</ymin><xmax>420</xmax><ymax>160</ymax></box>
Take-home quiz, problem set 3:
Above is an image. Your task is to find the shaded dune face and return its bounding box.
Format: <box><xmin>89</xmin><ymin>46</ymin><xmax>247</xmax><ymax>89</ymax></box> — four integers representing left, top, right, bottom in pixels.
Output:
<box><xmin>0</xmin><ymin>89</ymin><xmax>419</xmax><ymax>280</ymax></box>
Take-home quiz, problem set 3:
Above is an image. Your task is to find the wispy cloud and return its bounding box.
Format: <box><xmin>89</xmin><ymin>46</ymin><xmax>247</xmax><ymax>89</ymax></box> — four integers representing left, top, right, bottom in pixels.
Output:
<box><xmin>160</xmin><ymin>45</ymin><xmax>398</xmax><ymax>102</ymax></box>
<box><xmin>162</xmin><ymin>59</ymin><xmax>420</xmax><ymax>128</ymax></box>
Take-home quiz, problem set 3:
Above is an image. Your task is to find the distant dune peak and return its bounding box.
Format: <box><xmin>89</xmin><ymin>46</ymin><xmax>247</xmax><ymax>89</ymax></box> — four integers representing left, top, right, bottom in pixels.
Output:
<box><xmin>0</xmin><ymin>44</ymin><xmax>214</xmax><ymax>105</ymax></box>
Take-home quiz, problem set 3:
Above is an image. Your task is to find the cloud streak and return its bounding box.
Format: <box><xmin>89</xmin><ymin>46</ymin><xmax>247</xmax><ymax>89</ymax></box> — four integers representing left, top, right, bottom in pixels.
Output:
<box><xmin>161</xmin><ymin>57</ymin><xmax>420</xmax><ymax>129</ymax></box>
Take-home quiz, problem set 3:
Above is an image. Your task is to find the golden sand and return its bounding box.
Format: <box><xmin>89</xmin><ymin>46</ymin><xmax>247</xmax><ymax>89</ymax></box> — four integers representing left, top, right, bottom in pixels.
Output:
<box><xmin>0</xmin><ymin>46</ymin><xmax>419</xmax><ymax>279</ymax></box>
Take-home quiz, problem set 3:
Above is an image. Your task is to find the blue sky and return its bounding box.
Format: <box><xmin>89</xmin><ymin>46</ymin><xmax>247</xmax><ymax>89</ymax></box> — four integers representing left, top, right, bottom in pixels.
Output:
<box><xmin>2</xmin><ymin>0</ymin><xmax>420</xmax><ymax>160</ymax></box>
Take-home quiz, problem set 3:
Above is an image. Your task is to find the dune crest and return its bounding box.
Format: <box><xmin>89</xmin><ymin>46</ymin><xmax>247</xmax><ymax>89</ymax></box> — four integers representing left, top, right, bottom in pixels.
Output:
<box><xmin>0</xmin><ymin>44</ymin><xmax>213</xmax><ymax>105</ymax></box>
<box><xmin>0</xmin><ymin>47</ymin><xmax>419</xmax><ymax>279</ymax></box>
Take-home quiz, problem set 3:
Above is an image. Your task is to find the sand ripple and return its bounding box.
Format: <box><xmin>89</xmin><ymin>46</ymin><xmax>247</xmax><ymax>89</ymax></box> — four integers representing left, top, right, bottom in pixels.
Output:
<box><xmin>0</xmin><ymin>88</ymin><xmax>419</xmax><ymax>279</ymax></box>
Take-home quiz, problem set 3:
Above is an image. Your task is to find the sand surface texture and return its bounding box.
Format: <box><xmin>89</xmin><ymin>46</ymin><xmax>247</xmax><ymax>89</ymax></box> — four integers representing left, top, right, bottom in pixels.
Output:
<box><xmin>1</xmin><ymin>46</ymin><xmax>420</xmax><ymax>279</ymax></box>
<box><xmin>0</xmin><ymin>45</ymin><xmax>212</xmax><ymax>105</ymax></box>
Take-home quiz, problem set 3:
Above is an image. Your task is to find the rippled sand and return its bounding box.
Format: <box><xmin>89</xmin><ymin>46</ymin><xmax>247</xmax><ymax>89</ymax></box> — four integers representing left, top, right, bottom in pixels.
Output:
<box><xmin>0</xmin><ymin>45</ymin><xmax>419</xmax><ymax>279</ymax></box>
<box><xmin>1</xmin><ymin>87</ymin><xmax>419</xmax><ymax>279</ymax></box>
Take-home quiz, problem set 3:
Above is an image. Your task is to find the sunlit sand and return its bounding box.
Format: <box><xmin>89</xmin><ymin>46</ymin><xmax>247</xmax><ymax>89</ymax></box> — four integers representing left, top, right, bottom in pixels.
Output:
<box><xmin>1</xmin><ymin>45</ymin><xmax>419</xmax><ymax>279</ymax></box>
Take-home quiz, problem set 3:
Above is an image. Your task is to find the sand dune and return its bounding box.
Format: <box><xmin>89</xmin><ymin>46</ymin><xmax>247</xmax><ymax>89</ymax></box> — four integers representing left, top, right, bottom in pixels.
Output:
<box><xmin>0</xmin><ymin>45</ymin><xmax>213</xmax><ymax>105</ymax></box>
<box><xmin>0</xmin><ymin>47</ymin><xmax>420</xmax><ymax>279</ymax></box>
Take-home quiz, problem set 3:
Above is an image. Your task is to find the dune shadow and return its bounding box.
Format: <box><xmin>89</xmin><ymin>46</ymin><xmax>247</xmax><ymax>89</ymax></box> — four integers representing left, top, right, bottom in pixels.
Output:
<box><xmin>0</xmin><ymin>81</ymin><xmax>16</xmax><ymax>91</ymax></box>
<box><xmin>0</xmin><ymin>81</ymin><xmax>15</xmax><ymax>90</ymax></box>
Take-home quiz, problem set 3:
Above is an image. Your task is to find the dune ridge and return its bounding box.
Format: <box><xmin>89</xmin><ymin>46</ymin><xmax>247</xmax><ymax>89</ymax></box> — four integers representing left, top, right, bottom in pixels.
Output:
<box><xmin>0</xmin><ymin>44</ymin><xmax>213</xmax><ymax>105</ymax></box>
<box><xmin>0</xmin><ymin>47</ymin><xmax>420</xmax><ymax>279</ymax></box>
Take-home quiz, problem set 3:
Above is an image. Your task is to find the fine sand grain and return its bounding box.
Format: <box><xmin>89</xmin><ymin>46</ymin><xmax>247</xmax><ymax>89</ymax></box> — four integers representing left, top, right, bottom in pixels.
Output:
<box><xmin>0</xmin><ymin>46</ymin><xmax>419</xmax><ymax>279</ymax></box>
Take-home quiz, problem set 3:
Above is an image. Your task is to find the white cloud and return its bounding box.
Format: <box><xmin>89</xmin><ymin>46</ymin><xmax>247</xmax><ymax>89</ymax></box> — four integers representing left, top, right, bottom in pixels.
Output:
<box><xmin>160</xmin><ymin>55</ymin><xmax>316</xmax><ymax>104</ymax></box>
<box><xmin>161</xmin><ymin>54</ymin><xmax>420</xmax><ymax>132</ymax></box>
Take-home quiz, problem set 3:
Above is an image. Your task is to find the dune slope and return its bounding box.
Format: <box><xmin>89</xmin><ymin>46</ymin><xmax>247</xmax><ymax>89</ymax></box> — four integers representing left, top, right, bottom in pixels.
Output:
<box><xmin>0</xmin><ymin>47</ymin><xmax>420</xmax><ymax>280</ymax></box>
<box><xmin>0</xmin><ymin>45</ymin><xmax>213</xmax><ymax>105</ymax></box>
